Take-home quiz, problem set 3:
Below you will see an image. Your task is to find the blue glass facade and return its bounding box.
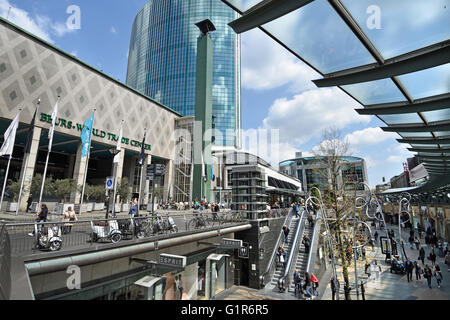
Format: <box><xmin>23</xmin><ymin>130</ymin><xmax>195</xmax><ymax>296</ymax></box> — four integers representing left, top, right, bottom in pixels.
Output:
<box><xmin>126</xmin><ymin>0</ymin><xmax>241</xmax><ymax>147</ymax></box>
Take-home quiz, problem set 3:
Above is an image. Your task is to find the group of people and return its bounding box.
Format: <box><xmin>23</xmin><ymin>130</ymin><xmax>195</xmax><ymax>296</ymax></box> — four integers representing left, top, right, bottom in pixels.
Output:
<box><xmin>293</xmin><ymin>270</ymin><xmax>319</xmax><ymax>299</ymax></box>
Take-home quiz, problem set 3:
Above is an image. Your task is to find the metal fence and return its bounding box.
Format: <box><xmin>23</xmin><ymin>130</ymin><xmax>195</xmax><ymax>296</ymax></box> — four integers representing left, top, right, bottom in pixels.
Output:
<box><xmin>0</xmin><ymin>224</ymin><xmax>11</xmax><ymax>300</ymax></box>
<box><xmin>3</xmin><ymin>211</ymin><xmax>247</xmax><ymax>256</ymax></box>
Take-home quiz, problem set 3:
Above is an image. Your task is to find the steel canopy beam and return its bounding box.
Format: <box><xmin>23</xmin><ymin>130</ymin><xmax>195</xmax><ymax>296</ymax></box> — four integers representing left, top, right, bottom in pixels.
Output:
<box><xmin>356</xmin><ymin>93</ymin><xmax>450</xmax><ymax>115</ymax></box>
<box><xmin>397</xmin><ymin>137</ymin><xmax>450</xmax><ymax>145</ymax></box>
<box><xmin>418</xmin><ymin>155</ymin><xmax>450</xmax><ymax>160</ymax></box>
<box><xmin>313</xmin><ymin>40</ymin><xmax>450</xmax><ymax>87</ymax></box>
<box><xmin>227</xmin><ymin>0</ymin><xmax>314</xmax><ymax>34</ymax></box>
<box><xmin>381</xmin><ymin>121</ymin><xmax>450</xmax><ymax>132</ymax></box>
<box><xmin>408</xmin><ymin>147</ymin><xmax>450</xmax><ymax>153</ymax></box>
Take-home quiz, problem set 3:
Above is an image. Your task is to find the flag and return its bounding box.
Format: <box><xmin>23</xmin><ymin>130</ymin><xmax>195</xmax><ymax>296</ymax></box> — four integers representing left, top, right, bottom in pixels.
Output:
<box><xmin>0</xmin><ymin>112</ymin><xmax>20</xmax><ymax>156</ymax></box>
<box><xmin>80</xmin><ymin>112</ymin><xmax>94</xmax><ymax>157</ymax></box>
<box><xmin>210</xmin><ymin>157</ymin><xmax>215</xmax><ymax>181</ymax></box>
<box><xmin>24</xmin><ymin>107</ymin><xmax>37</xmax><ymax>154</ymax></box>
<box><xmin>137</xmin><ymin>131</ymin><xmax>146</xmax><ymax>166</ymax></box>
<box><xmin>201</xmin><ymin>153</ymin><xmax>207</xmax><ymax>182</ymax></box>
<box><xmin>113</xmin><ymin>123</ymin><xmax>123</xmax><ymax>163</ymax></box>
<box><xmin>48</xmin><ymin>99</ymin><xmax>59</xmax><ymax>152</ymax></box>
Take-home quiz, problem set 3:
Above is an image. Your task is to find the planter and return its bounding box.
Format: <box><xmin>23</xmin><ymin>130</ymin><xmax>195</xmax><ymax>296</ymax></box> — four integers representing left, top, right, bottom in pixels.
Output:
<box><xmin>93</xmin><ymin>203</ymin><xmax>104</xmax><ymax>211</ymax></box>
<box><xmin>54</xmin><ymin>203</ymin><xmax>75</xmax><ymax>215</ymax></box>
<box><xmin>74</xmin><ymin>204</ymin><xmax>88</xmax><ymax>214</ymax></box>
<box><xmin>122</xmin><ymin>203</ymin><xmax>130</xmax><ymax>213</ymax></box>
<box><xmin>147</xmin><ymin>203</ymin><xmax>158</xmax><ymax>212</ymax></box>
<box><xmin>86</xmin><ymin>202</ymin><xmax>94</xmax><ymax>212</ymax></box>
<box><xmin>30</xmin><ymin>202</ymin><xmax>39</xmax><ymax>213</ymax></box>
<box><xmin>6</xmin><ymin>202</ymin><xmax>18</xmax><ymax>212</ymax></box>
<box><xmin>114</xmin><ymin>203</ymin><xmax>122</xmax><ymax>213</ymax></box>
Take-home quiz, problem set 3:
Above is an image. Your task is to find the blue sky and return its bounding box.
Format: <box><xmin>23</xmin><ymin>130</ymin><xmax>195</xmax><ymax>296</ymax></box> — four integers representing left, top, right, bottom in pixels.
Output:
<box><xmin>2</xmin><ymin>0</ymin><xmax>442</xmax><ymax>188</ymax></box>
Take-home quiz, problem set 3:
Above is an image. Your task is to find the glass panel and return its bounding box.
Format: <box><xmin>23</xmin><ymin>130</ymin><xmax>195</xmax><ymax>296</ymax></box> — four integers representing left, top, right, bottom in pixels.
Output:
<box><xmin>418</xmin><ymin>152</ymin><xmax>450</xmax><ymax>157</ymax></box>
<box><xmin>439</xmin><ymin>144</ymin><xmax>450</xmax><ymax>147</ymax></box>
<box><xmin>224</xmin><ymin>0</ymin><xmax>261</xmax><ymax>11</ymax></box>
<box><xmin>421</xmin><ymin>108</ymin><xmax>450</xmax><ymax>123</ymax></box>
<box><xmin>434</xmin><ymin>131</ymin><xmax>450</xmax><ymax>137</ymax></box>
<box><xmin>341</xmin><ymin>0</ymin><xmax>450</xmax><ymax>59</ymax></box>
<box><xmin>397</xmin><ymin>63</ymin><xmax>450</xmax><ymax>100</ymax></box>
<box><xmin>398</xmin><ymin>132</ymin><xmax>432</xmax><ymax>137</ymax></box>
<box><xmin>342</xmin><ymin>78</ymin><xmax>407</xmax><ymax>105</ymax></box>
<box><xmin>262</xmin><ymin>0</ymin><xmax>376</xmax><ymax>73</ymax></box>
<box><xmin>379</xmin><ymin>113</ymin><xmax>423</xmax><ymax>125</ymax></box>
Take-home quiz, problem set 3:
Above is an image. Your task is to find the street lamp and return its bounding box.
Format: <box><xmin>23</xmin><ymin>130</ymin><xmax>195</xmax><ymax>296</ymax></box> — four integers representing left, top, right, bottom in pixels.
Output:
<box><xmin>108</xmin><ymin>148</ymin><xmax>121</xmax><ymax>218</ymax></box>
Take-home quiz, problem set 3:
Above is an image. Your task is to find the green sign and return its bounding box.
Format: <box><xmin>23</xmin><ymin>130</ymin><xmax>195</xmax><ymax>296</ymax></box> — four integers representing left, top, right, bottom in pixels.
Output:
<box><xmin>39</xmin><ymin>113</ymin><xmax>151</xmax><ymax>151</ymax></box>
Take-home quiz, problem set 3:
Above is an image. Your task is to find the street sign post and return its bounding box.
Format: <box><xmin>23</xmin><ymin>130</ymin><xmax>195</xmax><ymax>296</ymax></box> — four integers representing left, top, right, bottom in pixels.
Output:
<box><xmin>105</xmin><ymin>177</ymin><xmax>114</xmax><ymax>190</ymax></box>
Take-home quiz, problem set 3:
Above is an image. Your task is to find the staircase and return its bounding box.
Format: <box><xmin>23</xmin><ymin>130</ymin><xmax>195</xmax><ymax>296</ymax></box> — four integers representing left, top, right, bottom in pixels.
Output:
<box><xmin>288</xmin><ymin>215</ymin><xmax>315</xmax><ymax>293</ymax></box>
<box><xmin>269</xmin><ymin>216</ymin><xmax>300</xmax><ymax>287</ymax></box>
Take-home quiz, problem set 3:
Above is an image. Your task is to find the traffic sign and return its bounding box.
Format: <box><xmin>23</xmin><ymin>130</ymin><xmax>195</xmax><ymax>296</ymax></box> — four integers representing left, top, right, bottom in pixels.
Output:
<box><xmin>105</xmin><ymin>177</ymin><xmax>114</xmax><ymax>190</ymax></box>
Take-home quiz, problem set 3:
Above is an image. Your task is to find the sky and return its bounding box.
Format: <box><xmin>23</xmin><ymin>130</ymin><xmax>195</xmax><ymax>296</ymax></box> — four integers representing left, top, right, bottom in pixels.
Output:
<box><xmin>2</xmin><ymin>0</ymin><xmax>446</xmax><ymax>188</ymax></box>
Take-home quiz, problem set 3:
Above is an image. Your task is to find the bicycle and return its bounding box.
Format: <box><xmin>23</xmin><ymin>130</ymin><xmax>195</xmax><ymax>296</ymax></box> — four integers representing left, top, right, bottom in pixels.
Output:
<box><xmin>187</xmin><ymin>213</ymin><xmax>212</xmax><ymax>230</ymax></box>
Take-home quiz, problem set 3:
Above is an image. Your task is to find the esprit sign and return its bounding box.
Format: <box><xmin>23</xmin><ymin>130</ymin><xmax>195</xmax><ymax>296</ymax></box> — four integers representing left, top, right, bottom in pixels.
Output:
<box><xmin>39</xmin><ymin>113</ymin><xmax>151</xmax><ymax>151</ymax></box>
<box><xmin>159</xmin><ymin>254</ymin><xmax>186</xmax><ymax>268</ymax></box>
<box><xmin>220</xmin><ymin>238</ymin><xmax>242</xmax><ymax>249</ymax></box>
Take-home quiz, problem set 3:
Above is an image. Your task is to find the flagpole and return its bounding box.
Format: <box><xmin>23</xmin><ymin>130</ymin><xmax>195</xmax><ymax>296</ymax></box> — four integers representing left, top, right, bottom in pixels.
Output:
<box><xmin>137</xmin><ymin>128</ymin><xmax>146</xmax><ymax>215</ymax></box>
<box><xmin>38</xmin><ymin>97</ymin><xmax>59</xmax><ymax>210</ymax></box>
<box><xmin>79</xmin><ymin>109</ymin><xmax>96</xmax><ymax>215</ymax></box>
<box><xmin>112</xmin><ymin>120</ymin><xmax>124</xmax><ymax>219</ymax></box>
<box><xmin>16</xmin><ymin>101</ymin><xmax>39</xmax><ymax>215</ymax></box>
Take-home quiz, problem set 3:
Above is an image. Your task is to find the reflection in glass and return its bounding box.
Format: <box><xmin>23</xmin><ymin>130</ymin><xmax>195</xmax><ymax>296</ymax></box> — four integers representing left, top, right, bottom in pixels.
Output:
<box><xmin>421</xmin><ymin>108</ymin><xmax>450</xmax><ymax>123</ymax></box>
<box><xmin>379</xmin><ymin>113</ymin><xmax>423</xmax><ymax>125</ymax></box>
<box><xmin>398</xmin><ymin>132</ymin><xmax>432</xmax><ymax>137</ymax></box>
<box><xmin>341</xmin><ymin>0</ymin><xmax>450</xmax><ymax>59</ymax></box>
<box><xmin>397</xmin><ymin>63</ymin><xmax>450</xmax><ymax>100</ymax></box>
<box><xmin>262</xmin><ymin>0</ymin><xmax>375</xmax><ymax>73</ymax></box>
<box><xmin>342</xmin><ymin>78</ymin><xmax>406</xmax><ymax>105</ymax></box>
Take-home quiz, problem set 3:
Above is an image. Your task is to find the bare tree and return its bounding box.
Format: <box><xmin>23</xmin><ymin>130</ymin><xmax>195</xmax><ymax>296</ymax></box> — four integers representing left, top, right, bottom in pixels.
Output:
<box><xmin>311</xmin><ymin>127</ymin><xmax>357</xmax><ymax>299</ymax></box>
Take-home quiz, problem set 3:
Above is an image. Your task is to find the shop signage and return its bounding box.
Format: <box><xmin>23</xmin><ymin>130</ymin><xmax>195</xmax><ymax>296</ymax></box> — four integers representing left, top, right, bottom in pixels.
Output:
<box><xmin>39</xmin><ymin>112</ymin><xmax>151</xmax><ymax>151</ymax></box>
<box><xmin>159</xmin><ymin>254</ymin><xmax>186</xmax><ymax>268</ymax></box>
<box><xmin>220</xmin><ymin>238</ymin><xmax>242</xmax><ymax>248</ymax></box>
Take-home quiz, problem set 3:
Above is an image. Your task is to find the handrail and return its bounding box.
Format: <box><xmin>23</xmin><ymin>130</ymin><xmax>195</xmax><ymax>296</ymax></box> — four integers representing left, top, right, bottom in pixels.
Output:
<box><xmin>281</xmin><ymin>206</ymin><xmax>306</xmax><ymax>288</ymax></box>
<box><xmin>260</xmin><ymin>207</ymin><xmax>293</xmax><ymax>287</ymax></box>
<box><xmin>306</xmin><ymin>208</ymin><xmax>322</xmax><ymax>273</ymax></box>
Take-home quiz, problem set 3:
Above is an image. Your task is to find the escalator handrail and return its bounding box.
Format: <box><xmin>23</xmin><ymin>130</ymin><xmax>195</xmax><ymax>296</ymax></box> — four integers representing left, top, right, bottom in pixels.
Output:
<box><xmin>306</xmin><ymin>208</ymin><xmax>322</xmax><ymax>274</ymax></box>
<box><xmin>282</xmin><ymin>207</ymin><xmax>306</xmax><ymax>284</ymax></box>
<box><xmin>261</xmin><ymin>207</ymin><xmax>293</xmax><ymax>285</ymax></box>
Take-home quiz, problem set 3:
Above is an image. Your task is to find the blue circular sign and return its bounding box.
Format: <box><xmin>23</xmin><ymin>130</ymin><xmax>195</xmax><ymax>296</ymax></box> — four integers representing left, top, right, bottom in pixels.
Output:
<box><xmin>106</xmin><ymin>179</ymin><xmax>113</xmax><ymax>187</ymax></box>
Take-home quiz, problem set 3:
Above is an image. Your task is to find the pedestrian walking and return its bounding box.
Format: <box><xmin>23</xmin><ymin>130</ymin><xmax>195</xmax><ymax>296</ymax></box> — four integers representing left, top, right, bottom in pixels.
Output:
<box><xmin>404</xmin><ymin>258</ymin><xmax>414</xmax><ymax>283</ymax></box>
<box><xmin>303</xmin><ymin>272</ymin><xmax>312</xmax><ymax>299</ymax></box>
<box><xmin>434</xmin><ymin>264</ymin><xmax>443</xmax><ymax>288</ymax></box>
<box><xmin>293</xmin><ymin>269</ymin><xmax>302</xmax><ymax>297</ymax></box>
<box><xmin>423</xmin><ymin>265</ymin><xmax>433</xmax><ymax>288</ymax></box>
<box><xmin>372</xmin><ymin>260</ymin><xmax>382</xmax><ymax>290</ymax></box>
<box><xmin>414</xmin><ymin>261</ymin><xmax>422</xmax><ymax>281</ymax></box>
<box><xmin>445</xmin><ymin>252</ymin><xmax>450</xmax><ymax>272</ymax></box>
<box><xmin>302</xmin><ymin>234</ymin><xmax>311</xmax><ymax>253</ymax></box>
<box><xmin>310</xmin><ymin>273</ymin><xmax>319</xmax><ymax>296</ymax></box>
<box><xmin>282</xmin><ymin>225</ymin><xmax>289</xmax><ymax>244</ymax></box>
<box><xmin>408</xmin><ymin>235</ymin><xmax>414</xmax><ymax>249</ymax></box>
<box><xmin>26</xmin><ymin>193</ymin><xmax>33</xmax><ymax>213</ymax></box>
<box><xmin>294</xmin><ymin>202</ymin><xmax>299</xmax><ymax>218</ymax></box>
<box><xmin>330</xmin><ymin>275</ymin><xmax>337</xmax><ymax>300</ymax></box>
<box><xmin>414</xmin><ymin>237</ymin><xmax>420</xmax><ymax>250</ymax></box>
<box><xmin>307</xmin><ymin>213</ymin><xmax>314</xmax><ymax>227</ymax></box>
<box><xmin>429</xmin><ymin>249</ymin><xmax>437</xmax><ymax>267</ymax></box>
<box><xmin>419</xmin><ymin>247</ymin><xmax>426</xmax><ymax>265</ymax></box>
<box><xmin>62</xmin><ymin>206</ymin><xmax>77</xmax><ymax>234</ymax></box>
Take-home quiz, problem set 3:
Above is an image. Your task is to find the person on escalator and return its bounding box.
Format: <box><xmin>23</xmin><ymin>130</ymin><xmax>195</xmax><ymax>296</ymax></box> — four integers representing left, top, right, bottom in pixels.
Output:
<box><xmin>302</xmin><ymin>234</ymin><xmax>311</xmax><ymax>253</ymax></box>
<box><xmin>282</xmin><ymin>225</ymin><xmax>290</xmax><ymax>244</ymax></box>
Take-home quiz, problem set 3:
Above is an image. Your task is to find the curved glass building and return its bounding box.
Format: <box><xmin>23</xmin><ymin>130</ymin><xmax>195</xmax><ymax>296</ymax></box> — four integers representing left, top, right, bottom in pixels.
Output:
<box><xmin>126</xmin><ymin>0</ymin><xmax>241</xmax><ymax>148</ymax></box>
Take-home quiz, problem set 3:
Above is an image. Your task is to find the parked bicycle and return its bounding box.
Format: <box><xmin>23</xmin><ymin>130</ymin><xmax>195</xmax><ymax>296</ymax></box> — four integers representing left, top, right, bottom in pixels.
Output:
<box><xmin>187</xmin><ymin>212</ymin><xmax>212</xmax><ymax>230</ymax></box>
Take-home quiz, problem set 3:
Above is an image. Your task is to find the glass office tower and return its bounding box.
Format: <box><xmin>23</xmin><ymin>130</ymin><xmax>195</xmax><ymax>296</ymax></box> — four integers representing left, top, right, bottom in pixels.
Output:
<box><xmin>126</xmin><ymin>0</ymin><xmax>241</xmax><ymax>148</ymax></box>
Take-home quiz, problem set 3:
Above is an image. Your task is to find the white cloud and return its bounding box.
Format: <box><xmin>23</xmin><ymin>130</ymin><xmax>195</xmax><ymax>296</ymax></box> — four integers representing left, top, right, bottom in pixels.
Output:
<box><xmin>70</xmin><ymin>50</ymin><xmax>78</xmax><ymax>57</ymax></box>
<box><xmin>0</xmin><ymin>0</ymin><xmax>76</xmax><ymax>43</ymax></box>
<box><xmin>345</xmin><ymin>127</ymin><xmax>398</xmax><ymax>149</ymax></box>
<box><xmin>386</xmin><ymin>155</ymin><xmax>401</xmax><ymax>163</ymax></box>
<box><xmin>241</xmin><ymin>28</ymin><xmax>319</xmax><ymax>92</ymax></box>
<box><xmin>262</xmin><ymin>87</ymin><xmax>371</xmax><ymax>145</ymax></box>
<box><xmin>110</xmin><ymin>26</ymin><xmax>117</xmax><ymax>34</ymax></box>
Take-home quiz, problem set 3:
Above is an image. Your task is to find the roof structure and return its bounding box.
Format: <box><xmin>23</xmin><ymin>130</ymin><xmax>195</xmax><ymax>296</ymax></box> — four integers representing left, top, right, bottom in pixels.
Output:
<box><xmin>222</xmin><ymin>0</ymin><xmax>450</xmax><ymax>195</ymax></box>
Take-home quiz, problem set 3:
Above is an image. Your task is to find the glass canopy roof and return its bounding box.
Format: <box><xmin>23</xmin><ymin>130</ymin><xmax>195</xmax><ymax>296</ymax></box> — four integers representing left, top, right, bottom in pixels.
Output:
<box><xmin>223</xmin><ymin>0</ymin><xmax>450</xmax><ymax>192</ymax></box>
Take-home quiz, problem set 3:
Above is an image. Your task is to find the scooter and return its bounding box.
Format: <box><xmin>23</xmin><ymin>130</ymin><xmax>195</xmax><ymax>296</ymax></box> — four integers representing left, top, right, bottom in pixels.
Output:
<box><xmin>91</xmin><ymin>219</ymin><xmax>122</xmax><ymax>243</ymax></box>
<box><xmin>151</xmin><ymin>215</ymin><xmax>166</xmax><ymax>235</ymax></box>
<box><xmin>37</xmin><ymin>224</ymin><xmax>62</xmax><ymax>251</ymax></box>
<box><xmin>166</xmin><ymin>216</ymin><xmax>178</xmax><ymax>233</ymax></box>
